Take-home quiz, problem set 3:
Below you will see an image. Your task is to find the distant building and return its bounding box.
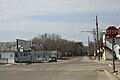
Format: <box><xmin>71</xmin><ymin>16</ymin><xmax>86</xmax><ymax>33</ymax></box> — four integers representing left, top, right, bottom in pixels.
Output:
<box><xmin>0</xmin><ymin>39</ymin><xmax>62</xmax><ymax>63</ymax></box>
<box><xmin>0</xmin><ymin>42</ymin><xmax>17</xmax><ymax>63</ymax></box>
<box><xmin>0</xmin><ymin>39</ymin><xmax>31</xmax><ymax>63</ymax></box>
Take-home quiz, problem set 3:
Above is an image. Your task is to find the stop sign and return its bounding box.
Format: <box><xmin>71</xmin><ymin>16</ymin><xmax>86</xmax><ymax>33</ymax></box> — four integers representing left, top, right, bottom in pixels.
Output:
<box><xmin>106</xmin><ymin>26</ymin><xmax>118</xmax><ymax>38</ymax></box>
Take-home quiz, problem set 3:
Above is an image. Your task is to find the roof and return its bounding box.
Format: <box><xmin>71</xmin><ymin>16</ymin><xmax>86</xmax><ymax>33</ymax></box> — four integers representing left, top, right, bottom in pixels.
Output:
<box><xmin>0</xmin><ymin>42</ymin><xmax>17</xmax><ymax>52</ymax></box>
<box><xmin>116</xmin><ymin>26</ymin><xmax>120</xmax><ymax>29</ymax></box>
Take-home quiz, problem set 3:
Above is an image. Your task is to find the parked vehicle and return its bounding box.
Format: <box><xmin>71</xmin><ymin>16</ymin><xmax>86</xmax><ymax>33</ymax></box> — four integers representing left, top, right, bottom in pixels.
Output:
<box><xmin>49</xmin><ymin>57</ymin><xmax>57</xmax><ymax>62</ymax></box>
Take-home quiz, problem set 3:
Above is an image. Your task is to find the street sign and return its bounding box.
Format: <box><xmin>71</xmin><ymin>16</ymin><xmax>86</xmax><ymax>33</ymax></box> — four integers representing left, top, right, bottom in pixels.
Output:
<box><xmin>106</xmin><ymin>26</ymin><xmax>118</xmax><ymax>38</ymax></box>
<box><xmin>106</xmin><ymin>26</ymin><xmax>118</xmax><ymax>73</ymax></box>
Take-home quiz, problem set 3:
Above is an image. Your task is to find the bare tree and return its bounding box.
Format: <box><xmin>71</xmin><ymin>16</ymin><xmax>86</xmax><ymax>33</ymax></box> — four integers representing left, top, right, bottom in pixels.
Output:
<box><xmin>31</xmin><ymin>33</ymin><xmax>85</xmax><ymax>57</ymax></box>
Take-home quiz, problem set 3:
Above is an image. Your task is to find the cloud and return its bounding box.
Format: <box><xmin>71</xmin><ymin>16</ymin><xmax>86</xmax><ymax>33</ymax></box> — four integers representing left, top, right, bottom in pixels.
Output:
<box><xmin>0</xmin><ymin>0</ymin><xmax>120</xmax><ymax>43</ymax></box>
<box><xmin>0</xmin><ymin>16</ymin><xmax>94</xmax><ymax>42</ymax></box>
<box><xmin>0</xmin><ymin>0</ymin><xmax>120</xmax><ymax>16</ymax></box>
<box><xmin>0</xmin><ymin>17</ymin><xmax>93</xmax><ymax>32</ymax></box>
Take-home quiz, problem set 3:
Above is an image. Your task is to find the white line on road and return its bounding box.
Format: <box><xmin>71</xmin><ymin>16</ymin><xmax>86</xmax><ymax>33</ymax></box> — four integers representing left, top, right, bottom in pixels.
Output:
<box><xmin>108</xmin><ymin>64</ymin><xmax>112</xmax><ymax>67</ymax></box>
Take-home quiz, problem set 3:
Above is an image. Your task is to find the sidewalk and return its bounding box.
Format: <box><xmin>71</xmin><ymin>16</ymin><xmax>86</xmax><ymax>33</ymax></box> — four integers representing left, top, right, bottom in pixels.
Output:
<box><xmin>93</xmin><ymin>58</ymin><xmax>120</xmax><ymax>80</ymax></box>
<box><xmin>104</xmin><ymin>68</ymin><xmax>120</xmax><ymax>80</ymax></box>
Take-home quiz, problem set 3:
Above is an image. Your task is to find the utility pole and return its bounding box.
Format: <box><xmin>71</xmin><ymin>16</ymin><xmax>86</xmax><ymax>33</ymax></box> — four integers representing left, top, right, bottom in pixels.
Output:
<box><xmin>81</xmin><ymin>29</ymin><xmax>97</xmax><ymax>57</ymax></box>
<box><xmin>88</xmin><ymin>36</ymin><xmax>90</xmax><ymax>56</ymax></box>
<box><xmin>96</xmin><ymin>15</ymin><xmax>100</xmax><ymax>61</ymax></box>
<box><xmin>93</xmin><ymin>29</ymin><xmax>97</xmax><ymax>59</ymax></box>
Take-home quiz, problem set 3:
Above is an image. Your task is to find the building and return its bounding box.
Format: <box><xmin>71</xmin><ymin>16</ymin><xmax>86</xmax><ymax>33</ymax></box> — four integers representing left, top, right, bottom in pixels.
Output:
<box><xmin>14</xmin><ymin>50</ymin><xmax>59</xmax><ymax>63</ymax></box>
<box><xmin>102</xmin><ymin>26</ymin><xmax>120</xmax><ymax>60</ymax></box>
<box><xmin>0</xmin><ymin>39</ymin><xmax>62</xmax><ymax>63</ymax></box>
<box><xmin>0</xmin><ymin>39</ymin><xmax>31</xmax><ymax>63</ymax></box>
<box><xmin>0</xmin><ymin>42</ymin><xmax>17</xmax><ymax>63</ymax></box>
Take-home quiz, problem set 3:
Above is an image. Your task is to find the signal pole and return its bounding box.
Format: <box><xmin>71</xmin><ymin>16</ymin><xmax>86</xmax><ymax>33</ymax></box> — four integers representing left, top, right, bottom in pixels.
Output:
<box><xmin>96</xmin><ymin>15</ymin><xmax>100</xmax><ymax>61</ymax></box>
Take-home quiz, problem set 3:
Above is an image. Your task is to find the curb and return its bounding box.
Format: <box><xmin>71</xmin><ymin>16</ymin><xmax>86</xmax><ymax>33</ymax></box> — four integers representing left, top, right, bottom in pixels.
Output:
<box><xmin>0</xmin><ymin>63</ymin><xmax>27</xmax><ymax>66</ymax></box>
<box><xmin>104</xmin><ymin>69</ymin><xmax>120</xmax><ymax>80</ymax></box>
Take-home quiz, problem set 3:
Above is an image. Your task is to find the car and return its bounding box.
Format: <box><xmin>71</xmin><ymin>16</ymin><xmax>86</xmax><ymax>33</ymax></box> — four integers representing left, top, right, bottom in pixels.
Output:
<box><xmin>49</xmin><ymin>57</ymin><xmax>57</xmax><ymax>62</ymax></box>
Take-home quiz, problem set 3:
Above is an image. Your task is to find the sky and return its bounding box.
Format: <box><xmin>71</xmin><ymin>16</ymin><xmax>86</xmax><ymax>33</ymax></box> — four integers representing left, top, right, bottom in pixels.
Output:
<box><xmin>0</xmin><ymin>0</ymin><xmax>120</xmax><ymax>45</ymax></box>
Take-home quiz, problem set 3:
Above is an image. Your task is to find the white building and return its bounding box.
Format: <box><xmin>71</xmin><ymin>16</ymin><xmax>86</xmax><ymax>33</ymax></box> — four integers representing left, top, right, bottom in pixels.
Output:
<box><xmin>0</xmin><ymin>42</ymin><xmax>17</xmax><ymax>63</ymax></box>
<box><xmin>0</xmin><ymin>52</ymin><xmax>15</xmax><ymax>63</ymax></box>
<box><xmin>102</xmin><ymin>26</ymin><xmax>120</xmax><ymax>60</ymax></box>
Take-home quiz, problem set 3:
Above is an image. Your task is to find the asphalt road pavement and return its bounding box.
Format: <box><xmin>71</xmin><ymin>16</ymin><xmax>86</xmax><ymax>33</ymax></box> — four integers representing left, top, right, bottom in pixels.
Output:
<box><xmin>0</xmin><ymin>56</ymin><xmax>110</xmax><ymax>80</ymax></box>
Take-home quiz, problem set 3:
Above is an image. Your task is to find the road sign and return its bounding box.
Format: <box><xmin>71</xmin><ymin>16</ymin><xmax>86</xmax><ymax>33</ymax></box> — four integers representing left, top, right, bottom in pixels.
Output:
<box><xmin>106</xmin><ymin>26</ymin><xmax>118</xmax><ymax>38</ymax></box>
<box><xmin>106</xmin><ymin>26</ymin><xmax>118</xmax><ymax>73</ymax></box>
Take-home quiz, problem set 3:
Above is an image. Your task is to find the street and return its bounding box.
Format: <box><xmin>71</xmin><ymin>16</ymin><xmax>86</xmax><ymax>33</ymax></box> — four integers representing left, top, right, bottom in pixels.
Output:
<box><xmin>0</xmin><ymin>56</ymin><xmax>111</xmax><ymax>80</ymax></box>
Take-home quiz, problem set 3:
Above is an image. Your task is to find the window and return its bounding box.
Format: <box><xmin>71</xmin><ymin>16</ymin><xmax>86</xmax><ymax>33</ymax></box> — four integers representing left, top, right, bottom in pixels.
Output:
<box><xmin>10</xmin><ymin>54</ymin><xmax>13</xmax><ymax>57</ymax></box>
<box><xmin>15</xmin><ymin>54</ymin><xmax>18</xmax><ymax>57</ymax></box>
<box><xmin>23</xmin><ymin>53</ymin><xmax>25</xmax><ymax>56</ymax></box>
<box><xmin>20</xmin><ymin>53</ymin><xmax>22</xmax><ymax>56</ymax></box>
<box><xmin>25</xmin><ymin>42</ymin><xmax>26</xmax><ymax>46</ymax></box>
<box><xmin>21</xmin><ymin>42</ymin><xmax>23</xmax><ymax>45</ymax></box>
<box><xmin>119</xmin><ymin>49</ymin><xmax>120</xmax><ymax>55</ymax></box>
<box><xmin>26</xmin><ymin>53</ymin><xmax>28</xmax><ymax>56</ymax></box>
<box><xmin>44</xmin><ymin>55</ymin><xmax>45</xmax><ymax>58</ymax></box>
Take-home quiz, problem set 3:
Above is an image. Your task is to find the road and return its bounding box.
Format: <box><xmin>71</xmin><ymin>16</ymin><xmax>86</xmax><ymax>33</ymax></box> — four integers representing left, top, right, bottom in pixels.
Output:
<box><xmin>0</xmin><ymin>56</ymin><xmax>110</xmax><ymax>80</ymax></box>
